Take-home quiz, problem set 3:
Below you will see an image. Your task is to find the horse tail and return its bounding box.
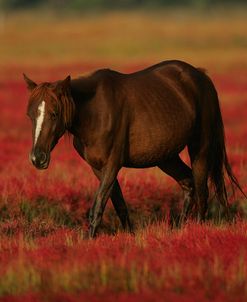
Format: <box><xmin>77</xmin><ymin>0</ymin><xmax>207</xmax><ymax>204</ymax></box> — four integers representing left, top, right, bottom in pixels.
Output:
<box><xmin>210</xmin><ymin>107</ymin><xmax>245</xmax><ymax>208</ymax></box>
<box><xmin>202</xmin><ymin>73</ymin><xmax>246</xmax><ymax>209</ymax></box>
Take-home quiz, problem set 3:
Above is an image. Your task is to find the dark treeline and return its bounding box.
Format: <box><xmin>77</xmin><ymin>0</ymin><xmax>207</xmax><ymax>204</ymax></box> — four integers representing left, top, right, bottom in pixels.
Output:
<box><xmin>1</xmin><ymin>0</ymin><xmax>247</xmax><ymax>10</ymax></box>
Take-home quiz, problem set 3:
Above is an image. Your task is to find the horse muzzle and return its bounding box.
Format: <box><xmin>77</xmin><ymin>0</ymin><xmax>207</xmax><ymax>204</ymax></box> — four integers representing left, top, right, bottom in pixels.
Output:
<box><xmin>30</xmin><ymin>150</ymin><xmax>50</xmax><ymax>170</ymax></box>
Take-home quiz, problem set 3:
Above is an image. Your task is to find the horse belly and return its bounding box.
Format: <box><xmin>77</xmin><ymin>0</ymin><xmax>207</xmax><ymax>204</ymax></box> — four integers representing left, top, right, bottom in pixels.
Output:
<box><xmin>125</xmin><ymin>114</ymin><xmax>193</xmax><ymax>168</ymax></box>
<box><xmin>126</xmin><ymin>139</ymin><xmax>184</xmax><ymax>168</ymax></box>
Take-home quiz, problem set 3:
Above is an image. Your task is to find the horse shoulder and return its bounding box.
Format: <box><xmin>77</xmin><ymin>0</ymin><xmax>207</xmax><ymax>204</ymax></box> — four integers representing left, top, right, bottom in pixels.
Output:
<box><xmin>73</xmin><ymin>76</ymin><xmax>126</xmax><ymax>169</ymax></box>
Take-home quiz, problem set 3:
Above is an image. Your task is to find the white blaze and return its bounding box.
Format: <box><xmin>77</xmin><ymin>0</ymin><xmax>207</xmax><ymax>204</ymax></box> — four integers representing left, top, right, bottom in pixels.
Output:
<box><xmin>34</xmin><ymin>100</ymin><xmax>46</xmax><ymax>146</ymax></box>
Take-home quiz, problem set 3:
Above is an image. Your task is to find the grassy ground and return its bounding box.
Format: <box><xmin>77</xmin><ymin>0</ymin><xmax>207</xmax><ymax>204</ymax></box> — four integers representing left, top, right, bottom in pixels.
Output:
<box><xmin>0</xmin><ymin>10</ymin><xmax>247</xmax><ymax>302</ymax></box>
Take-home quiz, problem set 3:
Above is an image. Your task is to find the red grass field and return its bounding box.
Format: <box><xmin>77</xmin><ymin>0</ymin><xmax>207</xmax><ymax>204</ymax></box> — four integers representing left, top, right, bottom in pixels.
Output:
<box><xmin>1</xmin><ymin>64</ymin><xmax>247</xmax><ymax>302</ymax></box>
<box><xmin>1</xmin><ymin>11</ymin><xmax>247</xmax><ymax>302</ymax></box>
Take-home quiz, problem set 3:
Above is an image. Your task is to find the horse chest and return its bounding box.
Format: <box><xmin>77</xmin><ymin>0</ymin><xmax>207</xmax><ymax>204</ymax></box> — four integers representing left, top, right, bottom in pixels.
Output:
<box><xmin>73</xmin><ymin>137</ymin><xmax>109</xmax><ymax>170</ymax></box>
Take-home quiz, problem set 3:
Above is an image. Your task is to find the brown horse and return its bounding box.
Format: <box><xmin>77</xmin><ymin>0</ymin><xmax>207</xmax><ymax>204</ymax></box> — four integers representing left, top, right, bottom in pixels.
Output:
<box><xmin>24</xmin><ymin>60</ymin><xmax>243</xmax><ymax>237</ymax></box>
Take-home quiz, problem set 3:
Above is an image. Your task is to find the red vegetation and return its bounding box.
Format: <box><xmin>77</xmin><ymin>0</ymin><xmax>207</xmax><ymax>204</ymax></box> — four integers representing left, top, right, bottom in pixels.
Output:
<box><xmin>0</xmin><ymin>65</ymin><xmax>247</xmax><ymax>301</ymax></box>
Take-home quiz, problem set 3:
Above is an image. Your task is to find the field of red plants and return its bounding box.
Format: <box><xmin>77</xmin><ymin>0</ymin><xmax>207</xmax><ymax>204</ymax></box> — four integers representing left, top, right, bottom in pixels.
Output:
<box><xmin>1</xmin><ymin>10</ymin><xmax>247</xmax><ymax>302</ymax></box>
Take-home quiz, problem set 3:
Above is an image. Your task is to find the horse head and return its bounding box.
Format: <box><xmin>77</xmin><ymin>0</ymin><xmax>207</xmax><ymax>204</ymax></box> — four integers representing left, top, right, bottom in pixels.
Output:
<box><xmin>24</xmin><ymin>74</ymin><xmax>74</xmax><ymax>169</ymax></box>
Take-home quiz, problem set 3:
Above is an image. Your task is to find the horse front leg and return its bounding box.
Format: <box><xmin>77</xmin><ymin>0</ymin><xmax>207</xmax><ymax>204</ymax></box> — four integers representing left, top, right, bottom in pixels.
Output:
<box><xmin>92</xmin><ymin>168</ymin><xmax>133</xmax><ymax>233</ymax></box>
<box><xmin>89</xmin><ymin>163</ymin><xmax>120</xmax><ymax>238</ymax></box>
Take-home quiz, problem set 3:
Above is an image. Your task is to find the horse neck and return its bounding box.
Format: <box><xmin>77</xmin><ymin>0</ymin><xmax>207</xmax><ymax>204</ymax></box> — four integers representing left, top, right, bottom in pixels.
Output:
<box><xmin>69</xmin><ymin>75</ymin><xmax>98</xmax><ymax>134</ymax></box>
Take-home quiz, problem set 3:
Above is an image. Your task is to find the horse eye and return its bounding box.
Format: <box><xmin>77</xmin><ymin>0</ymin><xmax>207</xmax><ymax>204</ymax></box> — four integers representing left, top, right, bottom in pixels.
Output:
<box><xmin>51</xmin><ymin>112</ymin><xmax>57</xmax><ymax>120</ymax></box>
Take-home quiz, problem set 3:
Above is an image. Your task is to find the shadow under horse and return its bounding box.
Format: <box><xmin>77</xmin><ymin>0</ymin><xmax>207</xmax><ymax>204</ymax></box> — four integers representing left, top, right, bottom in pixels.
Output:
<box><xmin>24</xmin><ymin>60</ymin><xmax>244</xmax><ymax>237</ymax></box>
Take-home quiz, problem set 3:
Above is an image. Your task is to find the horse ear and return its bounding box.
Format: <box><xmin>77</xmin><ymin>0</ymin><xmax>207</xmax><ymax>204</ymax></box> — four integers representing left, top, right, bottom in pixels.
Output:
<box><xmin>23</xmin><ymin>73</ymin><xmax>37</xmax><ymax>91</ymax></box>
<box><xmin>61</xmin><ymin>75</ymin><xmax>71</xmax><ymax>90</ymax></box>
<box><xmin>55</xmin><ymin>75</ymin><xmax>71</xmax><ymax>94</ymax></box>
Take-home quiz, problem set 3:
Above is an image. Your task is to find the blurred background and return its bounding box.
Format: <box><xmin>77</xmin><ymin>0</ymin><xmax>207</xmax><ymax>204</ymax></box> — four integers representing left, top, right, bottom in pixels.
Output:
<box><xmin>0</xmin><ymin>0</ymin><xmax>247</xmax><ymax>80</ymax></box>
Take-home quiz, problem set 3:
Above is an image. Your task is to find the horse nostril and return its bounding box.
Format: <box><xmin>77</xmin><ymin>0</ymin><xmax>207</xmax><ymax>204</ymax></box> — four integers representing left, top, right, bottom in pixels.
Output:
<box><xmin>30</xmin><ymin>153</ymin><xmax>36</xmax><ymax>164</ymax></box>
<box><xmin>30</xmin><ymin>149</ymin><xmax>49</xmax><ymax>168</ymax></box>
<box><xmin>39</xmin><ymin>152</ymin><xmax>47</xmax><ymax>165</ymax></box>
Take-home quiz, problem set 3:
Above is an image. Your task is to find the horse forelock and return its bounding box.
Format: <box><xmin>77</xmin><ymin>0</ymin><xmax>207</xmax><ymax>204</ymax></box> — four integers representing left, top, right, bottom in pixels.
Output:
<box><xmin>28</xmin><ymin>84</ymin><xmax>46</xmax><ymax>108</ymax></box>
<box><xmin>29</xmin><ymin>83</ymin><xmax>75</xmax><ymax>129</ymax></box>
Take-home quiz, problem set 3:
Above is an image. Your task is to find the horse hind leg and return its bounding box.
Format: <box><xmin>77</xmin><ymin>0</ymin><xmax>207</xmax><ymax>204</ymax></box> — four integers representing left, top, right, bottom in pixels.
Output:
<box><xmin>188</xmin><ymin>145</ymin><xmax>209</xmax><ymax>222</ymax></box>
<box><xmin>158</xmin><ymin>155</ymin><xmax>195</xmax><ymax>225</ymax></box>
